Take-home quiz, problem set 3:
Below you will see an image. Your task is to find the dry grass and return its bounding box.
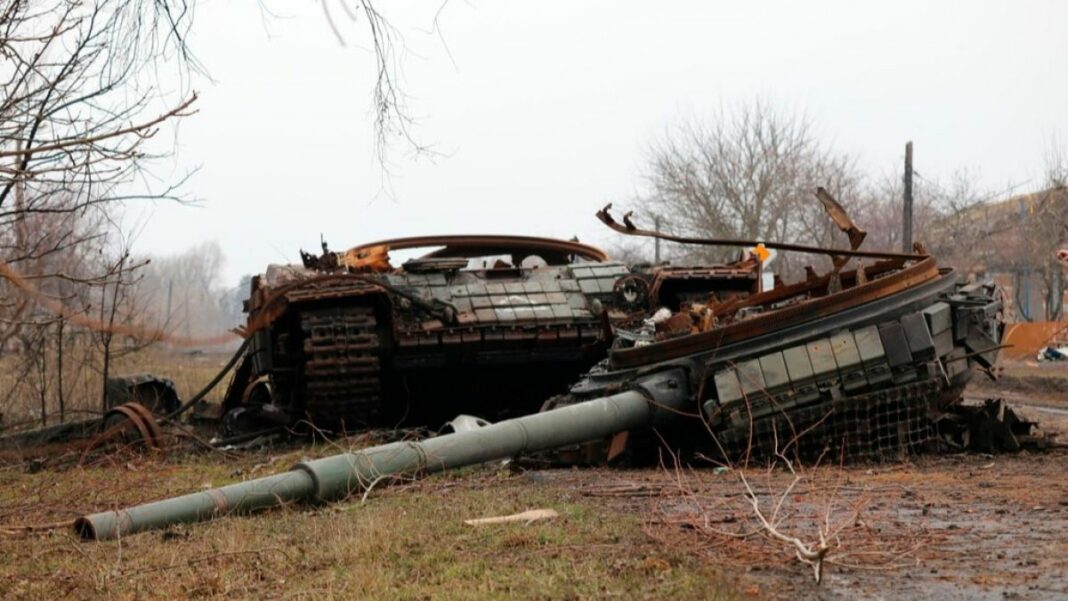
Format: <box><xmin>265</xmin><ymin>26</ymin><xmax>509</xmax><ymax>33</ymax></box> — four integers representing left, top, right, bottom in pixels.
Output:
<box><xmin>0</xmin><ymin>450</ymin><xmax>739</xmax><ymax>600</ymax></box>
<box><xmin>1</xmin><ymin>348</ymin><xmax>233</xmax><ymax>431</ymax></box>
<box><xmin>2</xmin><ymin>349</ymin><xmax>736</xmax><ymax>599</ymax></box>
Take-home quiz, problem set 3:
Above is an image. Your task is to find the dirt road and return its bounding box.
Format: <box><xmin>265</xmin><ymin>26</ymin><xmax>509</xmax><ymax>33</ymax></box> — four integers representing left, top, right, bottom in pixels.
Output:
<box><xmin>542</xmin><ymin>447</ymin><xmax>1067</xmax><ymax>600</ymax></box>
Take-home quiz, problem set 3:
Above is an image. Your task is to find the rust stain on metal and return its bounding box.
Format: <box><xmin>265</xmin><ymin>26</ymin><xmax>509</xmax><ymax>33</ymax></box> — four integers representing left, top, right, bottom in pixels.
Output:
<box><xmin>0</xmin><ymin>402</ymin><xmax>165</xmax><ymax>466</ymax></box>
<box><xmin>303</xmin><ymin>235</ymin><xmax>609</xmax><ymax>273</ymax></box>
<box><xmin>815</xmin><ymin>186</ymin><xmax>867</xmax><ymax>251</ymax></box>
<box><xmin>85</xmin><ymin>402</ymin><xmax>164</xmax><ymax>457</ymax></box>
<box><xmin>596</xmin><ymin>202</ymin><xmax>923</xmax><ymax>261</ymax></box>
<box><xmin>609</xmin><ymin>257</ymin><xmax>940</xmax><ymax>369</ymax></box>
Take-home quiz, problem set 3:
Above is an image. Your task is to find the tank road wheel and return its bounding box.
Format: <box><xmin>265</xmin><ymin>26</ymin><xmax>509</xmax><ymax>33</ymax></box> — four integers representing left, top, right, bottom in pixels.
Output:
<box><xmin>299</xmin><ymin>306</ymin><xmax>384</xmax><ymax>430</ymax></box>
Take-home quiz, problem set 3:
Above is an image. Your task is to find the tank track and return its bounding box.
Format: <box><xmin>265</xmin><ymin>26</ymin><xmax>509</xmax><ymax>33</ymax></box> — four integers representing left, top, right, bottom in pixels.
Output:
<box><xmin>713</xmin><ymin>376</ymin><xmax>948</xmax><ymax>462</ymax></box>
<box><xmin>542</xmin><ymin>376</ymin><xmax>952</xmax><ymax>464</ymax></box>
<box><xmin>299</xmin><ymin>305</ymin><xmax>383</xmax><ymax>428</ymax></box>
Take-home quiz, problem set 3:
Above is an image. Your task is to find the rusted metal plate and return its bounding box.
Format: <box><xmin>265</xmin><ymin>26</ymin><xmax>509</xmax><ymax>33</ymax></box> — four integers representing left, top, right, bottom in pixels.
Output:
<box><xmin>610</xmin><ymin>257</ymin><xmax>941</xmax><ymax>369</ymax></box>
<box><xmin>341</xmin><ymin>235</ymin><xmax>609</xmax><ymax>266</ymax></box>
<box><xmin>815</xmin><ymin>186</ymin><xmax>867</xmax><ymax>251</ymax></box>
<box><xmin>596</xmin><ymin>203</ymin><xmax>922</xmax><ymax>261</ymax></box>
<box><xmin>1000</xmin><ymin>321</ymin><xmax>1068</xmax><ymax>359</ymax></box>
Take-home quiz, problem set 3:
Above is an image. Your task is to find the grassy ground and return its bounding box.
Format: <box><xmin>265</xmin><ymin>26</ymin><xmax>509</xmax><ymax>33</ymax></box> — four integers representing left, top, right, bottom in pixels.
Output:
<box><xmin>4</xmin><ymin>445</ymin><xmax>1067</xmax><ymax>601</ymax></box>
<box><xmin>4</xmin><ymin>352</ymin><xmax>1068</xmax><ymax>599</ymax></box>
<box><xmin>0</xmin><ymin>449</ymin><xmax>739</xmax><ymax>600</ymax></box>
<box><xmin>1</xmin><ymin>351</ymin><xmax>740</xmax><ymax>600</ymax></box>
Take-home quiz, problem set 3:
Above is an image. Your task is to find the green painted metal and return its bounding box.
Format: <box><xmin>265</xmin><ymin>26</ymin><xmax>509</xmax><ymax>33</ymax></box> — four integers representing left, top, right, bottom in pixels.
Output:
<box><xmin>76</xmin><ymin>375</ymin><xmax>686</xmax><ymax>541</ymax></box>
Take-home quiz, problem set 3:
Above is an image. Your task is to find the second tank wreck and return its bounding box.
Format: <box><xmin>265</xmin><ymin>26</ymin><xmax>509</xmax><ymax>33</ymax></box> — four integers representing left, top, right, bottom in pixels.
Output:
<box><xmin>220</xmin><ymin>234</ymin><xmax>763</xmax><ymax>432</ymax></box>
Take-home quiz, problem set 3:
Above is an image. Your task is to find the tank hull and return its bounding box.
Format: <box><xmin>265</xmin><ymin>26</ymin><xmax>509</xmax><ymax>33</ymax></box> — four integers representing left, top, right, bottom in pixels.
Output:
<box><xmin>223</xmin><ymin>236</ymin><xmax>760</xmax><ymax>431</ymax></box>
<box><xmin>555</xmin><ymin>262</ymin><xmax>1003</xmax><ymax>463</ymax></box>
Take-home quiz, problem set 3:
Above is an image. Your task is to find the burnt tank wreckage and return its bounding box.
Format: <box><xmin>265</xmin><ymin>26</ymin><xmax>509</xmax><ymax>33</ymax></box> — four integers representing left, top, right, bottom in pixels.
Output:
<box><xmin>75</xmin><ymin>191</ymin><xmax>1012</xmax><ymax>540</ymax></box>
<box><xmin>221</xmin><ymin>235</ymin><xmax>763</xmax><ymax>431</ymax></box>
<box><xmin>549</xmin><ymin>205</ymin><xmax>1006</xmax><ymax>463</ymax></box>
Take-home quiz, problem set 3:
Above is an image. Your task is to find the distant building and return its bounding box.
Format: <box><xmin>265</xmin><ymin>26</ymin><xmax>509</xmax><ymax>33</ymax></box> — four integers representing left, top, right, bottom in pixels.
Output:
<box><xmin>928</xmin><ymin>186</ymin><xmax>1067</xmax><ymax>322</ymax></box>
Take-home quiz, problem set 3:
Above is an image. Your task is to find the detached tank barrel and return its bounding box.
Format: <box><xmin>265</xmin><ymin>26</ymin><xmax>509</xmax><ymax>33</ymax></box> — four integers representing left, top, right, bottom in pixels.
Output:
<box><xmin>75</xmin><ymin>371</ymin><xmax>688</xmax><ymax>541</ymax></box>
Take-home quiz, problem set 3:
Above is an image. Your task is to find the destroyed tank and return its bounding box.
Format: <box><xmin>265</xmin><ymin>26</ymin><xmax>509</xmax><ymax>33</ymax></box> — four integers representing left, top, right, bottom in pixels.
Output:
<box><xmin>76</xmin><ymin>197</ymin><xmax>1010</xmax><ymax>541</ymax></box>
<box><xmin>221</xmin><ymin>234</ymin><xmax>762</xmax><ymax>431</ymax></box>
<box><xmin>541</xmin><ymin>204</ymin><xmax>1007</xmax><ymax>463</ymax></box>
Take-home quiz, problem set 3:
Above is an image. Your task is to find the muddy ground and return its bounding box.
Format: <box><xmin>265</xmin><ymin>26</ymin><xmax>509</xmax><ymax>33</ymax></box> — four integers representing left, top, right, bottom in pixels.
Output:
<box><xmin>546</xmin><ymin>448</ymin><xmax>1068</xmax><ymax>600</ymax></box>
<box><xmin>615</xmin><ymin>372</ymin><xmax>1068</xmax><ymax>601</ymax></box>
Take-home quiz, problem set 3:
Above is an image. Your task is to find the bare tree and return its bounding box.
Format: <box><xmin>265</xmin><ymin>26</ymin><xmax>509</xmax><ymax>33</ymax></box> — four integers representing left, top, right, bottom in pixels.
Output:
<box><xmin>854</xmin><ymin>171</ymin><xmax>939</xmax><ymax>254</ymax></box>
<box><xmin>923</xmin><ymin>145</ymin><xmax>1067</xmax><ymax>321</ymax></box>
<box><xmin>1003</xmin><ymin>179</ymin><xmax>1068</xmax><ymax>321</ymax></box>
<box><xmin>133</xmin><ymin>240</ymin><xmax>228</xmax><ymax>340</ymax></box>
<box><xmin>0</xmin><ymin>0</ymin><xmax>197</xmax><ymax>210</ymax></box>
<box><xmin>0</xmin><ymin>0</ymin><xmax>197</xmax><ymax>328</ymax></box>
<box><xmin>1033</xmin><ymin>142</ymin><xmax>1068</xmax><ymax>320</ymax></box>
<box><xmin>315</xmin><ymin>0</ymin><xmax>450</xmax><ymax>162</ymax></box>
<box><xmin>0</xmin><ymin>0</ymin><xmax>196</xmax><ymax>426</ymax></box>
<box><xmin>901</xmin><ymin>170</ymin><xmax>997</xmax><ymax>271</ymax></box>
<box><xmin>638</xmin><ymin>101</ymin><xmax>865</xmax><ymax>277</ymax></box>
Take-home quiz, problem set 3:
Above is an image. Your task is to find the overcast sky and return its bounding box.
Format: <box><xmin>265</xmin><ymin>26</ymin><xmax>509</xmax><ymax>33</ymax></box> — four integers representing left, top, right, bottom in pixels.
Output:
<box><xmin>127</xmin><ymin>0</ymin><xmax>1068</xmax><ymax>285</ymax></box>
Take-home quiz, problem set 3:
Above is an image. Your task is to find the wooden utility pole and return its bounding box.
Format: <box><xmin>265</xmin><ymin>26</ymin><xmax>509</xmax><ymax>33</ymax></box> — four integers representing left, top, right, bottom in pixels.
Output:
<box><xmin>902</xmin><ymin>141</ymin><xmax>914</xmax><ymax>252</ymax></box>
<box><xmin>166</xmin><ymin>279</ymin><xmax>173</xmax><ymax>322</ymax></box>
<box><xmin>654</xmin><ymin>215</ymin><xmax>661</xmax><ymax>263</ymax></box>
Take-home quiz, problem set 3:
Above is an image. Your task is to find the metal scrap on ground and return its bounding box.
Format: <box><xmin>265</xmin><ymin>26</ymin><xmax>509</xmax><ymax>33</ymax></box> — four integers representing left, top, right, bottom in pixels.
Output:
<box><xmin>0</xmin><ymin>376</ymin><xmax>177</xmax><ymax>465</ymax></box>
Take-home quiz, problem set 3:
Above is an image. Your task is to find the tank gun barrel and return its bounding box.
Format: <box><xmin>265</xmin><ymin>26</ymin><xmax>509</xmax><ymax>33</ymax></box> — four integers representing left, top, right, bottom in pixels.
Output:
<box><xmin>75</xmin><ymin>371</ymin><xmax>689</xmax><ymax>541</ymax></box>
